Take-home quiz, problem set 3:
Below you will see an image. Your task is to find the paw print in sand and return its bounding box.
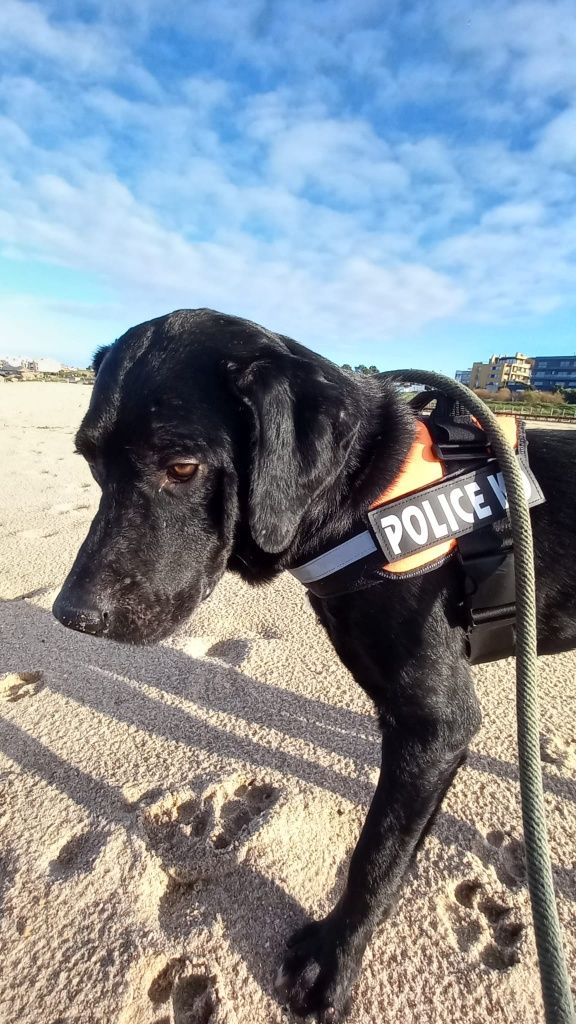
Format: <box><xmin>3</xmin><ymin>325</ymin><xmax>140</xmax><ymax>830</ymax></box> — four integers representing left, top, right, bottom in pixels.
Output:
<box><xmin>540</xmin><ymin>733</ymin><xmax>576</xmax><ymax>772</ymax></box>
<box><xmin>0</xmin><ymin>671</ymin><xmax>44</xmax><ymax>702</ymax></box>
<box><xmin>148</xmin><ymin>958</ymin><xmax>232</xmax><ymax>1024</ymax></box>
<box><xmin>484</xmin><ymin>829</ymin><xmax>526</xmax><ymax>887</ymax></box>
<box><xmin>448</xmin><ymin>877</ymin><xmax>525</xmax><ymax>971</ymax></box>
<box><xmin>48</xmin><ymin>828</ymin><xmax>108</xmax><ymax>880</ymax></box>
<box><xmin>139</xmin><ymin>774</ymin><xmax>280</xmax><ymax>883</ymax></box>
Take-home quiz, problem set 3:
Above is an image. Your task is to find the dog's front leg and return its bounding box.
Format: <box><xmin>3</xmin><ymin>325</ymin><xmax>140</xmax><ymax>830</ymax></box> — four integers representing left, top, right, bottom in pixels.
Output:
<box><xmin>276</xmin><ymin>709</ymin><xmax>477</xmax><ymax>1022</ymax></box>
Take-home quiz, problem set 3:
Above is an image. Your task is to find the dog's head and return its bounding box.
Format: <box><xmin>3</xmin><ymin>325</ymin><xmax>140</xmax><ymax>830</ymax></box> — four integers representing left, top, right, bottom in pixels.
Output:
<box><xmin>52</xmin><ymin>309</ymin><xmax>369</xmax><ymax>644</ymax></box>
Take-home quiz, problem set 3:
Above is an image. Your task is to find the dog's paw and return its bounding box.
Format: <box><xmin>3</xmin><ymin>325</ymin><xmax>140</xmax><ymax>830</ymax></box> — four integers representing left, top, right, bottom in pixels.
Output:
<box><xmin>275</xmin><ymin>916</ymin><xmax>362</xmax><ymax>1022</ymax></box>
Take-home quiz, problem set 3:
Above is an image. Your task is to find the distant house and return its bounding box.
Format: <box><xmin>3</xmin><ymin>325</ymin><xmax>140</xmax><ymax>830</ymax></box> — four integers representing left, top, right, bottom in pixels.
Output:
<box><xmin>1</xmin><ymin>357</ymin><xmax>27</xmax><ymax>373</ymax></box>
<box><xmin>37</xmin><ymin>358</ymin><xmax>62</xmax><ymax>373</ymax></box>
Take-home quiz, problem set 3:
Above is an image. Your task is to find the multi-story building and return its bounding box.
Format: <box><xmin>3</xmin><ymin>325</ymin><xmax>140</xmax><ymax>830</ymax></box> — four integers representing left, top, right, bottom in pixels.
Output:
<box><xmin>469</xmin><ymin>353</ymin><xmax>533</xmax><ymax>391</ymax></box>
<box><xmin>455</xmin><ymin>369</ymin><xmax>472</xmax><ymax>385</ymax></box>
<box><xmin>531</xmin><ymin>356</ymin><xmax>576</xmax><ymax>391</ymax></box>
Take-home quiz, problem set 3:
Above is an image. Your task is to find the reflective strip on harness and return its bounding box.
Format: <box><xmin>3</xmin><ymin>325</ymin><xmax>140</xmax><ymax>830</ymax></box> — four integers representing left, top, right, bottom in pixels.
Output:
<box><xmin>290</xmin><ymin>530</ymin><xmax>377</xmax><ymax>585</ymax></box>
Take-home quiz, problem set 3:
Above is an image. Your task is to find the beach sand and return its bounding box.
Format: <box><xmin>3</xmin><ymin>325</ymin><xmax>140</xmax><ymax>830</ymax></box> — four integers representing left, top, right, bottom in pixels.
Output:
<box><xmin>0</xmin><ymin>382</ymin><xmax>574</xmax><ymax>1024</ymax></box>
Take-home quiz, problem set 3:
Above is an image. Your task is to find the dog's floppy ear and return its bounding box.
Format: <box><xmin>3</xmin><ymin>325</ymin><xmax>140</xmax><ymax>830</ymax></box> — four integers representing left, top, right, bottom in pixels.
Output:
<box><xmin>229</xmin><ymin>353</ymin><xmax>357</xmax><ymax>554</ymax></box>
<box><xmin>92</xmin><ymin>344</ymin><xmax>111</xmax><ymax>375</ymax></box>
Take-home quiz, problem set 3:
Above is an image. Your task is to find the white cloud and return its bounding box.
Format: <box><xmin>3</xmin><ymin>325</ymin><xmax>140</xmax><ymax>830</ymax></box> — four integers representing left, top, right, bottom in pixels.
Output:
<box><xmin>433</xmin><ymin>212</ymin><xmax>576</xmax><ymax>318</ymax></box>
<box><xmin>0</xmin><ymin>160</ymin><xmax>465</xmax><ymax>352</ymax></box>
<box><xmin>0</xmin><ymin>113</ymin><xmax>30</xmax><ymax>150</ymax></box>
<box><xmin>481</xmin><ymin>201</ymin><xmax>546</xmax><ymax>228</ymax></box>
<box><xmin>537</xmin><ymin>107</ymin><xmax>576</xmax><ymax>166</ymax></box>
<box><xmin>0</xmin><ymin>0</ymin><xmax>123</xmax><ymax>73</ymax></box>
<box><xmin>261</xmin><ymin>117</ymin><xmax>410</xmax><ymax>203</ymax></box>
<box><xmin>437</xmin><ymin>1</ymin><xmax>576</xmax><ymax>102</ymax></box>
<box><xmin>0</xmin><ymin>0</ymin><xmax>159</xmax><ymax>94</ymax></box>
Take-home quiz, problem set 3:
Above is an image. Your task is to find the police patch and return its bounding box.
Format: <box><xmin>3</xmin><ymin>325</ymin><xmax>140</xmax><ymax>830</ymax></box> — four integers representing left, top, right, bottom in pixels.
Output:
<box><xmin>367</xmin><ymin>459</ymin><xmax>545</xmax><ymax>564</ymax></box>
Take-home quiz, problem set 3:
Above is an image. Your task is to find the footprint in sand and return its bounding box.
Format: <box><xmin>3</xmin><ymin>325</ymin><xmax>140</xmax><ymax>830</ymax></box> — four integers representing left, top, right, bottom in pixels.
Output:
<box><xmin>48</xmin><ymin>502</ymin><xmax>92</xmax><ymax>515</ymax></box>
<box><xmin>206</xmin><ymin>639</ymin><xmax>252</xmax><ymax>667</ymax></box>
<box><xmin>48</xmin><ymin>828</ymin><xmax>108</xmax><ymax>880</ymax></box>
<box><xmin>19</xmin><ymin>527</ymin><xmax>50</xmax><ymax>540</ymax></box>
<box><xmin>138</xmin><ymin>775</ymin><xmax>280</xmax><ymax>883</ymax></box>
<box><xmin>259</xmin><ymin>626</ymin><xmax>282</xmax><ymax>640</ymax></box>
<box><xmin>0</xmin><ymin>848</ymin><xmax>19</xmax><ymax>917</ymax></box>
<box><xmin>48</xmin><ymin>503</ymin><xmax>75</xmax><ymax>514</ymax></box>
<box><xmin>540</xmin><ymin>733</ymin><xmax>576</xmax><ymax>771</ymax></box>
<box><xmin>148</xmin><ymin>959</ymin><xmax>224</xmax><ymax>1024</ymax></box>
<box><xmin>448</xmin><ymin>877</ymin><xmax>525</xmax><ymax>970</ymax></box>
<box><xmin>0</xmin><ymin>671</ymin><xmax>44</xmax><ymax>703</ymax></box>
<box><xmin>484</xmin><ymin>829</ymin><xmax>526</xmax><ymax>887</ymax></box>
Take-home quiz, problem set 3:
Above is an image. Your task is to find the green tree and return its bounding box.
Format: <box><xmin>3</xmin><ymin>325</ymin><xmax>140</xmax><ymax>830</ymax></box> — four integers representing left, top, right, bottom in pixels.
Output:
<box><xmin>343</xmin><ymin>363</ymin><xmax>381</xmax><ymax>375</ymax></box>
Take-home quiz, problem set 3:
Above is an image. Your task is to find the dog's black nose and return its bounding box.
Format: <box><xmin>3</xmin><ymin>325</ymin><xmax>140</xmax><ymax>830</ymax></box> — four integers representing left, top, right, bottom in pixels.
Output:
<box><xmin>52</xmin><ymin>594</ymin><xmax>109</xmax><ymax>637</ymax></box>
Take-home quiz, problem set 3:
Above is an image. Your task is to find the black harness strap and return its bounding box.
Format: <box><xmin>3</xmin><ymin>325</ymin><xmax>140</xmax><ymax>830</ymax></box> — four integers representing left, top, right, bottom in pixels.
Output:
<box><xmin>428</xmin><ymin>397</ymin><xmax>516</xmax><ymax>664</ymax></box>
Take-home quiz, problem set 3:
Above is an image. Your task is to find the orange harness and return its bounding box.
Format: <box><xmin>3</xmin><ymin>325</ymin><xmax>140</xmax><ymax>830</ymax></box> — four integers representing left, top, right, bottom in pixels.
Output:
<box><xmin>371</xmin><ymin>416</ymin><xmax>520</xmax><ymax>575</ymax></box>
<box><xmin>289</xmin><ymin>408</ymin><xmax>544</xmax><ymax>664</ymax></box>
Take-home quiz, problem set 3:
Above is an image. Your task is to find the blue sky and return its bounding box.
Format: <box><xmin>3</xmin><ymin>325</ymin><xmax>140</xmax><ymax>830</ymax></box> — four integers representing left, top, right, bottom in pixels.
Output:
<box><xmin>0</xmin><ymin>0</ymin><xmax>575</xmax><ymax>372</ymax></box>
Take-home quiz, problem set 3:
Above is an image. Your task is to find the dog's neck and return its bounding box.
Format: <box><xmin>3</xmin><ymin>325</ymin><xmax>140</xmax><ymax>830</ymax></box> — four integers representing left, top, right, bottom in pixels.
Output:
<box><xmin>230</xmin><ymin>379</ymin><xmax>416</xmax><ymax>585</ymax></box>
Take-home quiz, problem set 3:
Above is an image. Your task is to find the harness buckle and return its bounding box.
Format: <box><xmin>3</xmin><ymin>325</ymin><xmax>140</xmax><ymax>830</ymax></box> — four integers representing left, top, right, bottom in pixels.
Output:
<box><xmin>433</xmin><ymin>441</ymin><xmax>491</xmax><ymax>462</ymax></box>
<box><xmin>460</xmin><ymin>549</ymin><xmax>517</xmax><ymax>664</ymax></box>
<box><xmin>465</xmin><ymin>613</ymin><xmax>517</xmax><ymax>664</ymax></box>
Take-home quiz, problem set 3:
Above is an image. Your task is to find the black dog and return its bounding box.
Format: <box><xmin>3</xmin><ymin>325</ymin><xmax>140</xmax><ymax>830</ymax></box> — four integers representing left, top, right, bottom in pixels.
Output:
<box><xmin>53</xmin><ymin>309</ymin><xmax>576</xmax><ymax>1021</ymax></box>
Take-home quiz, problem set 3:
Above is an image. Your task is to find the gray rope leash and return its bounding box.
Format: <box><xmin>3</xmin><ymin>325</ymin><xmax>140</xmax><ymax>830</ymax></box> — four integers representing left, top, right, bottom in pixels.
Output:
<box><xmin>380</xmin><ymin>370</ymin><xmax>575</xmax><ymax>1024</ymax></box>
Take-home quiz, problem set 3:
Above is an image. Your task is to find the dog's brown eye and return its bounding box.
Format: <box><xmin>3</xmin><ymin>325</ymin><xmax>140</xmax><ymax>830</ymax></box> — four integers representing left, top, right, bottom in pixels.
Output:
<box><xmin>167</xmin><ymin>463</ymin><xmax>199</xmax><ymax>482</ymax></box>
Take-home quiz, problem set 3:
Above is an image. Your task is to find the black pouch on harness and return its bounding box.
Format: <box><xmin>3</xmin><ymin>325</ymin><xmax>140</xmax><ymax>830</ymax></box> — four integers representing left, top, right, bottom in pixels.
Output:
<box><xmin>428</xmin><ymin>396</ymin><xmax>526</xmax><ymax>664</ymax></box>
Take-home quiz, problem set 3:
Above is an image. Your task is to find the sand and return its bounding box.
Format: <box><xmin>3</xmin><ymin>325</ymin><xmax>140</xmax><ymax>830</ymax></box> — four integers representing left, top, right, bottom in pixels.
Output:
<box><xmin>0</xmin><ymin>381</ymin><xmax>574</xmax><ymax>1024</ymax></box>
